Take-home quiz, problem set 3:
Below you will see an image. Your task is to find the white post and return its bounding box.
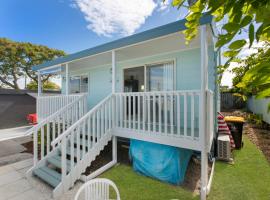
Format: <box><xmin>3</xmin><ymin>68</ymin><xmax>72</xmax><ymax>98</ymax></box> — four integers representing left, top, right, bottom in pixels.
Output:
<box><xmin>112</xmin><ymin>50</ymin><xmax>116</xmax><ymax>93</ymax></box>
<box><xmin>200</xmin><ymin>25</ymin><xmax>208</xmax><ymax>200</ymax></box>
<box><xmin>111</xmin><ymin>50</ymin><xmax>117</xmax><ymax>163</ymax></box>
<box><xmin>65</xmin><ymin>63</ymin><xmax>69</xmax><ymax>95</ymax></box>
<box><xmin>37</xmin><ymin>71</ymin><xmax>42</xmax><ymax>96</ymax></box>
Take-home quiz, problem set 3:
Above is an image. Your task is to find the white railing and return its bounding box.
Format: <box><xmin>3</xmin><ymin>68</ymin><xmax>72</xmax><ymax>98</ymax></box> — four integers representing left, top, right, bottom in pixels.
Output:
<box><xmin>28</xmin><ymin>94</ymin><xmax>87</xmax><ymax>166</ymax></box>
<box><xmin>51</xmin><ymin>94</ymin><xmax>114</xmax><ymax>192</ymax></box>
<box><xmin>206</xmin><ymin>90</ymin><xmax>214</xmax><ymax>151</ymax></box>
<box><xmin>114</xmin><ymin>90</ymin><xmax>201</xmax><ymax>140</ymax></box>
<box><xmin>37</xmin><ymin>94</ymin><xmax>85</xmax><ymax>121</ymax></box>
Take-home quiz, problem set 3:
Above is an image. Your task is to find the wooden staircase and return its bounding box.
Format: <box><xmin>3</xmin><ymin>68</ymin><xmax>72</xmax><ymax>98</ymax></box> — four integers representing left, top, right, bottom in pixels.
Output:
<box><xmin>28</xmin><ymin>94</ymin><xmax>114</xmax><ymax>198</ymax></box>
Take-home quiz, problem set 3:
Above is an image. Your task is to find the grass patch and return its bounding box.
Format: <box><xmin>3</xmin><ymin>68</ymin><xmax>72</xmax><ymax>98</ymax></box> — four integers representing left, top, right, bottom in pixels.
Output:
<box><xmin>99</xmin><ymin>164</ymin><xmax>198</xmax><ymax>200</ymax></box>
<box><xmin>99</xmin><ymin>135</ymin><xmax>270</xmax><ymax>200</ymax></box>
<box><xmin>208</xmin><ymin>136</ymin><xmax>270</xmax><ymax>200</ymax></box>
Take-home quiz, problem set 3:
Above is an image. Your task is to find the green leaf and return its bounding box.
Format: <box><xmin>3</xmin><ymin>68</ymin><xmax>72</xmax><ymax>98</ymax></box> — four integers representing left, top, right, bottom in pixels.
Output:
<box><xmin>228</xmin><ymin>40</ymin><xmax>246</xmax><ymax>50</ymax></box>
<box><xmin>222</xmin><ymin>23</ymin><xmax>240</xmax><ymax>33</ymax></box>
<box><xmin>255</xmin><ymin>88</ymin><xmax>270</xmax><ymax>99</ymax></box>
<box><xmin>256</xmin><ymin>24</ymin><xmax>264</xmax><ymax>42</ymax></box>
<box><xmin>249</xmin><ymin>23</ymin><xmax>254</xmax><ymax>48</ymax></box>
<box><xmin>223</xmin><ymin>50</ymin><xmax>240</xmax><ymax>58</ymax></box>
<box><xmin>172</xmin><ymin>0</ymin><xmax>185</xmax><ymax>7</ymax></box>
<box><xmin>240</xmin><ymin>15</ymin><xmax>252</xmax><ymax>28</ymax></box>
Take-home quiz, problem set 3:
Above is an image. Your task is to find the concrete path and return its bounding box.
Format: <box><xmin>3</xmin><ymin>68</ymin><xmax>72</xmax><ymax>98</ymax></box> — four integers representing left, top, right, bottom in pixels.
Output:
<box><xmin>0</xmin><ymin>126</ymin><xmax>33</xmax><ymax>142</ymax></box>
<box><xmin>0</xmin><ymin>159</ymin><xmax>84</xmax><ymax>200</ymax></box>
<box><xmin>0</xmin><ymin>128</ymin><xmax>33</xmax><ymax>166</ymax></box>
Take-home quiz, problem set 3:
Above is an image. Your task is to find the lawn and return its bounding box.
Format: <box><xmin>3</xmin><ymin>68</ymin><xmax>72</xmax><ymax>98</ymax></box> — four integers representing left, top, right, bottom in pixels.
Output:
<box><xmin>100</xmin><ymin>135</ymin><xmax>270</xmax><ymax>200</ymax></box>
<box><xmin>208</xmin><ymin>136</ymin><xmax>270</xmax><ymax>200</ymax></box>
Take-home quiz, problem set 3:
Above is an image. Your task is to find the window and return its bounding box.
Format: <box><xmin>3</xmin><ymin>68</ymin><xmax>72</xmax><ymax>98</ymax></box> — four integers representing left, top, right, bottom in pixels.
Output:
<box><xmin>69</xmin><ymin>75</ymin><xmax>88</xmax><ymax>94</ymax></box>
<box><xmin>146</xmin><ymin>61</ymin><xmax>174</xmax><ymax>91</ymax></box>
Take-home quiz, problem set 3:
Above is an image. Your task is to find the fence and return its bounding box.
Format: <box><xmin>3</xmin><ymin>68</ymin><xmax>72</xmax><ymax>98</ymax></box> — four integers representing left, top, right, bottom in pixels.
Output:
<box><xmin>221</xmin><ymin>92</ymin><xmax>245</xmax><ymax>111</ymax></box>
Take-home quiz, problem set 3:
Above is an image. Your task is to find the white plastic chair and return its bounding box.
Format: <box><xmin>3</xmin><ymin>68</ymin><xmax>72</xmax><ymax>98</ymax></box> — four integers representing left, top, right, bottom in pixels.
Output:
<box><xmin>74</xmin><ymin>178</ymin><xmax>121</xmax><ymax>200</ymax></box>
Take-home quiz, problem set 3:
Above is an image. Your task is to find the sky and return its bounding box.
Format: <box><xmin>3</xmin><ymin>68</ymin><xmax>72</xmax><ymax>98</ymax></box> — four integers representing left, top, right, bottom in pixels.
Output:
<box><xmin>0</xmin><ymin>0</ymin><xmax>253</xmax><ymax>89</ymax></box>
<box><xmin>0</xmin><ymin>0</ymin><xmax>183</xmax><ymax>54</ymax></box>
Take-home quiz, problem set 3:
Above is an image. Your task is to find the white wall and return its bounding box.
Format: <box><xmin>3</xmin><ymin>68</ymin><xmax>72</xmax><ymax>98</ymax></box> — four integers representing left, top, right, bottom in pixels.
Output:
<box><xmin>248</xmin><ymin>96</ymin><xmax>270</xmax><ymax>124</ymax></box>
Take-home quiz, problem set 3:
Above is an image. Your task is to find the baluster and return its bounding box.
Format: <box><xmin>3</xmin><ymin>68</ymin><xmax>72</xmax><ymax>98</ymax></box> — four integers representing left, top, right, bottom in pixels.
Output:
<box><xmin>128</xmin><ymin>94</ymin><xmax>131</xmax><ymax>129</ymax></box>
<box><xmin>184</xmin><ymin>93</ymin><xmax>187</xmax><ymax>137</ymax></box>
<box><xmin>52</xmin><ymin>120</ymin><xmax>56</xmax><ymax>148</ymax></box>
<box><xmin>93</xmin><ymin>112</ymin><xmax>96</xmax><ymax>144</ymax></box>
<box><xmin>177</xmin><ymin>93</ymin><xmax>180</xmax><ymax>136</ymax></box>
<box><xmin>97</xmin><ymin>110</ymin><xmax>100</xmax><ymax>142</ymax></box>
<box><xmin>118</xmin><ymin>95</ymin><xmax>121</xmax><ymax>128</ymax></box>
<box><xmin>153</xmin><ymin>93</ymin><xmax>156</xmax><ymax>132</ymax></box>
<box><xmin>138</xmin><ymin>94</ymin><xmax>141</xmax><ymax>130</ymax></box>
<box><xmin>123</xmin><ymin>95</ymin><xmax>126</xmax><ymax>128</ymax></box>
<box><xmin>170</xmin><ymin>93</ymin><xmax>174</xmax><ymax>134</ymax></box>
<box><xmin>33</xmin><ymin>129</ymin><xmax>38</xmax><ymax>166</ymax></box>
<box><xmin>61</xmin><ymin>112</ymin><xmax>66</xmax><ymax>133</ymax></box>
<box><xmin>70</xmin><ymin>129</ymin><xmax>75</xmax><ymax>169</ymax></box>
<box><xmin>82</xmin><ymin>119</ymin><xmax>86</xmax><ymax>155</ymax></box>
<box><xmin>147</xmin><ymin>94</ymin><xmax>151</xmax><ymax>132</ymax></box>
<box><xmin>41</xmin><ymin>126</ymin><xmax>44</xmax><ymax>158</ymax></box>
<box><xmin>143</xmin><ymin>94</ymin><xmax>145</xmax><ymax>131</ymax></box>
<box><xmin>133</xmin><ymin>94</ymin><xmax>135</xmax><ymax>129</ymax></box>
<box><xmin>46</xmin><ymin>122</ymin><xmax>50</xmax><ymax>154</ymax></box>
<box><xmin>158</xmin><ymin>94</ymin><xmax>162</xmax><ymax>133</ymax></box>
<box><xmin>164</xmin><ymin>93</ymin><xmax>168</xmax><ymax>135</ymax></box>
<box><xmin>88</xmin><ymin>116</ymin><xmax>91</xmax><ymax>150</ymax></box>
<box><xmin>100</xmin><ymin>105</ymin><xmax>104</xmax><ymax>137</ymax></box>
<box><xmin>105</xmin><ymin>102</ymin><xmax>108</xmax><ymax>132</ymax></box>
<box><xmin>109</xmin><ymin>98</ymin><xmax>112</xmax><ymax>129</ymax></box>
<box><xmin>61</xmin><ymin>136</ymin><xmax>67</xmax><ymax>181</ymax></box>
<box><xmin>76</xmin><ymin>125</ymin><xmax>80</xmax><ymax>161</ymax></box>
<box><xmin>57</xmin><ymin>115</ymin><xmax>60</xmax><ymax>138</ymax></box>
<box><xmin>191</xmin><ymin>93</ymin><xmax>195</xmax><ymax>138</ymax></box>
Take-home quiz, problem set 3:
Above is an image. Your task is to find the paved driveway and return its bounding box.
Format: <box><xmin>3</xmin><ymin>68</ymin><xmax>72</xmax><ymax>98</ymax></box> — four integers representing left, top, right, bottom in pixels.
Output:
<box><xmin>0</xmin><ymin>159</ymin><xmax>83</xmax><ymax>200</ymax></box>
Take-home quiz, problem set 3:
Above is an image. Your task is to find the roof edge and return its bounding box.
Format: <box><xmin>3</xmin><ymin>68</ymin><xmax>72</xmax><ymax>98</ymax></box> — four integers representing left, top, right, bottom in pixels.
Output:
<box><xmin>32</xmin><ymin>14</ymin><xmax>212</xmax><ymax>71</ymax></box>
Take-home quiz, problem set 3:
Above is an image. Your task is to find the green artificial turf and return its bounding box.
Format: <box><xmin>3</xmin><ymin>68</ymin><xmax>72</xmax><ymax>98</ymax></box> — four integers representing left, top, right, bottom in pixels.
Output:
<box><xmin>99</xmin><ymin>135</ymin><xmax>270</xmax><ymax>200</ymax></box>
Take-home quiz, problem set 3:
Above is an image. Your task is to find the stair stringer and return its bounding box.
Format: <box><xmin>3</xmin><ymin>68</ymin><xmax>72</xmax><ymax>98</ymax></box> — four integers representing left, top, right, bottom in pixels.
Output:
<box><xmin>53</xmin><ymin>132</ymin><xmax>112</xmax><ymax>199</ymax></box>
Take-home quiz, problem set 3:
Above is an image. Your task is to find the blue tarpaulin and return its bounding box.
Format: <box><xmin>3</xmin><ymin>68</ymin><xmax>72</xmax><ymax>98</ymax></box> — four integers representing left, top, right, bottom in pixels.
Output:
<box><xmin>129</xmin><ymin>139</ymin><xmax>193</xmax><ymax>185</ymax></box>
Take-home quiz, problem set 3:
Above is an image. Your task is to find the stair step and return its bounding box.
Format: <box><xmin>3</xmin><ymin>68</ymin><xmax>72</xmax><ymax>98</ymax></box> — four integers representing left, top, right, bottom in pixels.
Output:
<box><xmin>47</xmin><ymin>155</ymin><xmax>72</xmax><ymax>172</ymax></box>
<box><xmin>65</xmin><ymin>146</ymin><xmax>84</xmax><ymax>159</ymax></box>
<box><xmin>33</xmin><ymin>166</ymin><xmax>61</xmax><ymax>188</ymax></box>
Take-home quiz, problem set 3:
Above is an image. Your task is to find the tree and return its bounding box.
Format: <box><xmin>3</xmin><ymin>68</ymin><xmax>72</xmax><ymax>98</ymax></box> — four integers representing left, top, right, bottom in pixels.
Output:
<box><xmin>172</xmin><ymin>0</ymin><xmax>270</xmax><ymax>100</ymax></box>
<box><xmin>0</xmin><ymin>38</ymin><xmax>65</xmax><ymax>89</ymax></box>
<box><xmin>27</xmin><ymin>80</ymin><xmax>60</xmax><ymax>91</ymax></box>
<box><xmin>232</xmin><ymin>42</ymin><xmax>270</xmax><ymax>108</ymax></box>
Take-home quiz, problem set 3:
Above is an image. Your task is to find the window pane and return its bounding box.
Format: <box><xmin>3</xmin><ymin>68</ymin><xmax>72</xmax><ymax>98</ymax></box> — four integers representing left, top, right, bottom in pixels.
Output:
<box><xmin>70</xmin><ymin>76</ymin><xmax>80</xmax><ymax>94</ymax></box>
<box><xmin>147</xmin><ymin>62</ymin><xmax>174</xmax><ymax>91</ymax></box>
<box><xmin>80</xmin><ymin>75</ymin><xmax>88</xmax><ymax>93</ymax></box>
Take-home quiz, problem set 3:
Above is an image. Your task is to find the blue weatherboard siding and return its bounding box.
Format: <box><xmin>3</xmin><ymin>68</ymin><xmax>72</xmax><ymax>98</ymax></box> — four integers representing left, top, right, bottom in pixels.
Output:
<box><xmin>62</xmin><ymin>46</ymin><xmax>216</xmax><ymax>130</ymax></box>
<box><xmin>32</xmin><ymin>14</ymin><xmax>212</xmax><ymax>71</ymax></box>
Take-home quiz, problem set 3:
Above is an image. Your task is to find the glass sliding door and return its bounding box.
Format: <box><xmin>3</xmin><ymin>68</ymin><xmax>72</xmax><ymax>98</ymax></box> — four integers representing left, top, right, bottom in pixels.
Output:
<box><xmin>146</xmin><ymin>61</ymin><xmax>174</xmax><ymax>92</ymax></box>
<box><xmin>146</xmin><ymin>61</ymin><xmax>175</xmax><ymax>132</ymax></box>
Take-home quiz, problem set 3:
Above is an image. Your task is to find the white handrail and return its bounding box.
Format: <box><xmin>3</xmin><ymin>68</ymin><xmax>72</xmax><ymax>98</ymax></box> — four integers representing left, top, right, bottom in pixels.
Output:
<box><xmin>51</xmin><ymin>94</ymin><xmax>112</xmax><ymax>146</ymax></box>
<box><xmin>25</xmin><ymin>94</ymin><xmax>87</xmax><ymax>136</ymax></box>
<box><xmin>30</xmin><ymin>93</ymin><xmax>87</xmax><ymax>166</ymax></box>
<box><xmin>114</xmin><ymin>90</ymin><xmax>201</xmax><ymax>140</ymax></box>
<box><xmin>54</xmin><ymin>93</ymin><xmax>114</xmax><ymax>193</ymax></box>
<box><xmin>37</xmin><ymin>93</ymin><xmax>86</xmax><ymax>121</ymax></box>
